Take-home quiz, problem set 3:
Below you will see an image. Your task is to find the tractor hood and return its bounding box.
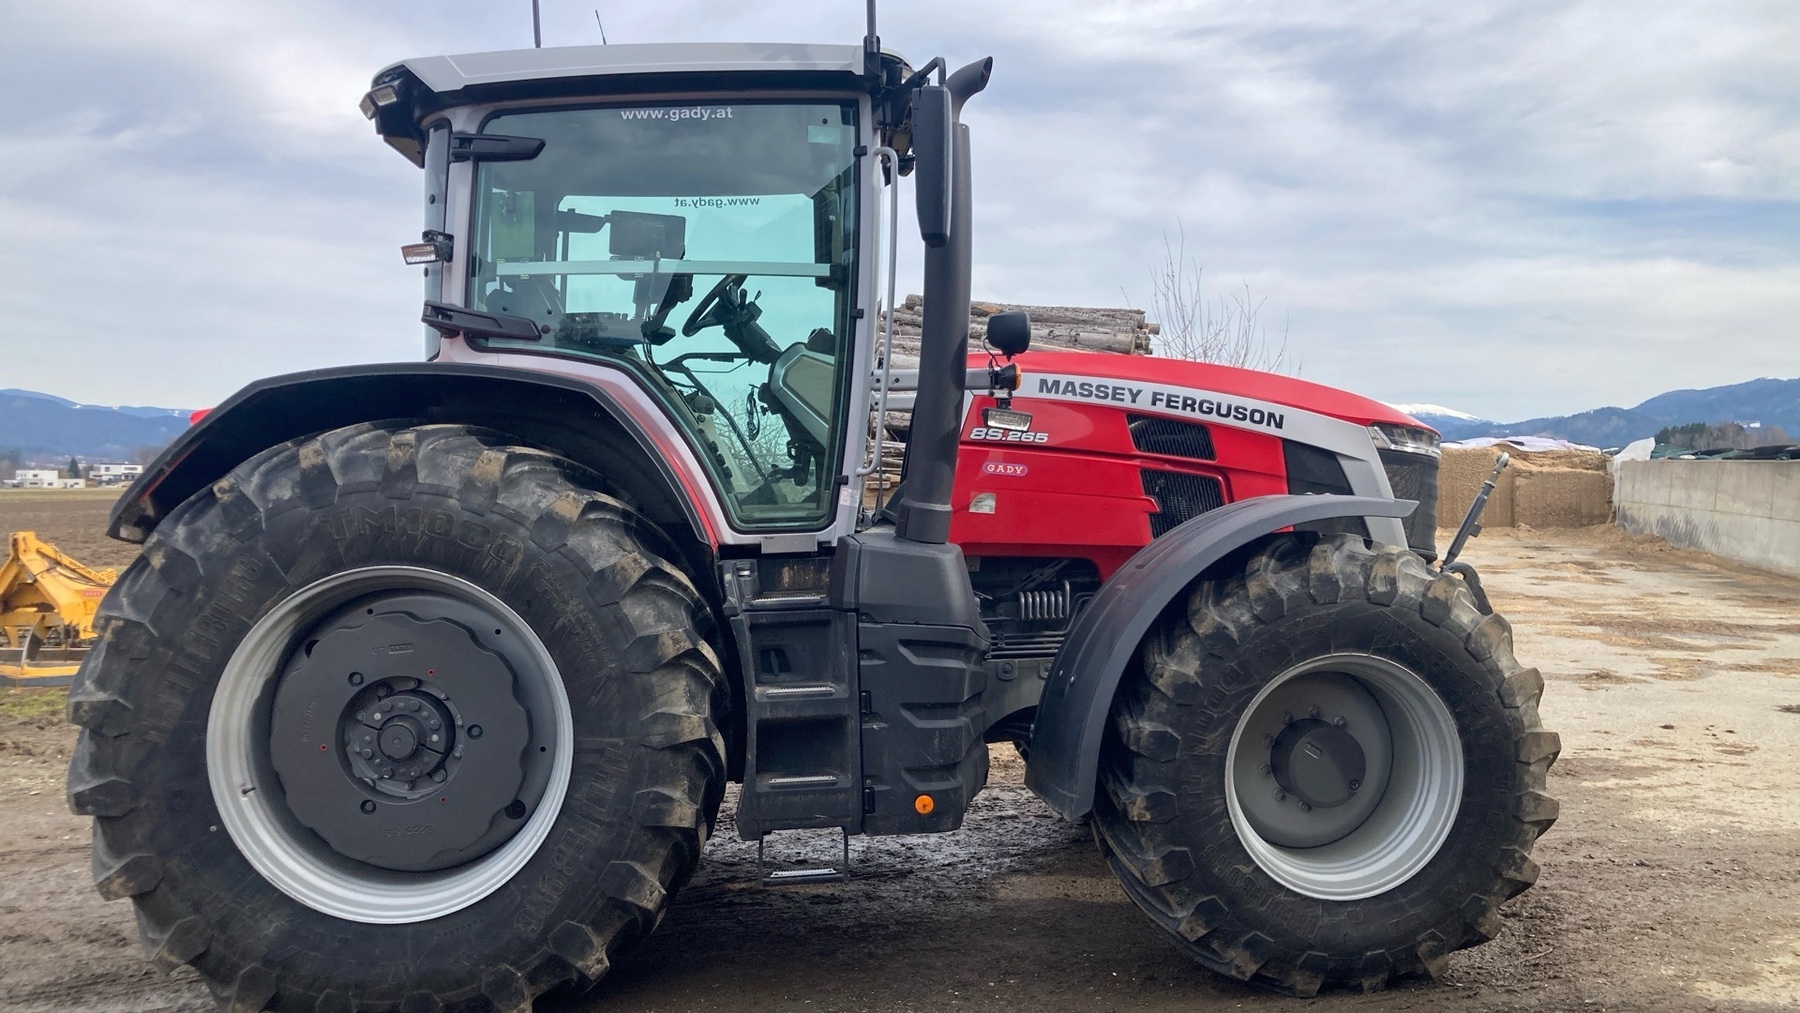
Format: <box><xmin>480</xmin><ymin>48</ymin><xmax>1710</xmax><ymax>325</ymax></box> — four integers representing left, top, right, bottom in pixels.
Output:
<box><xmin>995</xmin><ymin>350</ymin><xmax>1432</xmax><ymax>433</ymax></box>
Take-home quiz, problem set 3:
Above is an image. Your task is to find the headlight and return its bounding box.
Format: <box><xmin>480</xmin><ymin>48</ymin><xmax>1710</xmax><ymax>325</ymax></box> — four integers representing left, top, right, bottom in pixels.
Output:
<box><xmin>1368</xmin><ymin>423</ymin><xmax>1441</xmax><ymax>458</ymax></box>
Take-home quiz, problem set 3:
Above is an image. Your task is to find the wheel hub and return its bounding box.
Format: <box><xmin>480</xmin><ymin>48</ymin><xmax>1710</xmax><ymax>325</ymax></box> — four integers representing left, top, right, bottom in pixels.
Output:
<box><xmin>1232</xmin><ymin>671</ymin><xmax>1394</xmax><ymax>849</ymax></box>
<box><xmin>1268</xmin><ymin>718</ymin><xmax>1366</xmax><ymax>809</ymax></box>
<box><xmin>268</xmin><ymin>607</ymin><xmax>533</xmax><ymax>872</ymax></box>
<box><xmin>342</xmin><ymin>685</ymin><xmax>461</xmax><ymax>799</ymax></box>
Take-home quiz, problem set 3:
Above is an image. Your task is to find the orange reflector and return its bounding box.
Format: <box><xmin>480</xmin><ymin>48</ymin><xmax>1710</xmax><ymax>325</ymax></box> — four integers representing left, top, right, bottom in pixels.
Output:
<box><xmin>914</xmin><ymin>794</ymin><xmax>935</xmax><ymax>815</ymax></box>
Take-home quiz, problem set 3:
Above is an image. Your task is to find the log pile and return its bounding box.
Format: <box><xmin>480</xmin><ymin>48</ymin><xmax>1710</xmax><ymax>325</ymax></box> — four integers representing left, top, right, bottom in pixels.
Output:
<box><xmin>876</xmin><ymin>294</ymin><xmax>1156</xmax><ymax>367</ymax></box>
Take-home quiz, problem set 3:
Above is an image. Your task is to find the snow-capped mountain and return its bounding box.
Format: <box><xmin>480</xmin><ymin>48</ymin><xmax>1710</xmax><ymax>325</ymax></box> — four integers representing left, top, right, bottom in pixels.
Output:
<box><xmin>1384</xmin><ymin>403</ymin><xmax>1496</xmax><ymax>432</ymax></box>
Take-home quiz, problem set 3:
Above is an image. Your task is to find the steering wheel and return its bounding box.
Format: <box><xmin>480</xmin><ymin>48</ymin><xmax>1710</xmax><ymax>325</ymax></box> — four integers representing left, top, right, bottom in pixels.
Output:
<box><xmin>682</xmin><ymin>274</ymin><xmax>749</xmax><ymax>337</ymax></box>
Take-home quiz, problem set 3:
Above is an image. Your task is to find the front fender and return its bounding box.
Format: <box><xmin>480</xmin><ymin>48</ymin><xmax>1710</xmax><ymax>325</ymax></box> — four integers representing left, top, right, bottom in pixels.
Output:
<box><xmin>1022</xmin><ymin>494</ymin><xmax>1416</xmax><ymax>820</ymax></box>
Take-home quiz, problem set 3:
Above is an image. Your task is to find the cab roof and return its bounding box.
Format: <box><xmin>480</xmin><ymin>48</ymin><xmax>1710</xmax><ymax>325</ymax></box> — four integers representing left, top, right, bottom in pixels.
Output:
<box><xmin>384</xmin><ymin>42</ymin><xmax>869</xmax><ymax>95</ymax></box>
<box><xmin>364</xmin><ymin>42</ymin><xmax>902</xmax><ymax>165</ymax></box>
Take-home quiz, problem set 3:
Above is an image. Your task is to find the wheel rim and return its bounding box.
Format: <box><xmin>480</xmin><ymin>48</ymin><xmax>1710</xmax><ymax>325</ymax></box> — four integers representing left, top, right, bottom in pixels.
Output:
<box><xmin>1224</xmin><ymin>653</ymin><xmax>1463</xmax><ymax>901</ymax></box>
<box><xmin>208</xmin><ymin>566</ymin><xmax>573</xmax><ymax>924</ymax></box>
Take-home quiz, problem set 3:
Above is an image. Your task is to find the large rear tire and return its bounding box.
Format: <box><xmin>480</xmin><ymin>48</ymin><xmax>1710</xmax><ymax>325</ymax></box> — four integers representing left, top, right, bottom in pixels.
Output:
<box><xmin>66</xmin><ymin>422</ymin><xmax>727</xmax><ymax>1012</ymax></box>
<box><xmin>1095</xmin><ymin>534</ymin><xmax>1558</xmax><ymax>995</ymax></box>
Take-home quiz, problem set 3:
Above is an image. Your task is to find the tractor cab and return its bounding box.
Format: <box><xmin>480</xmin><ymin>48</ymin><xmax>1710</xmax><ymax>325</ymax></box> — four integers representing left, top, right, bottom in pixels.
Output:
<box><xmin>364</xmin><ymin>43</ymin><xmax>974</xmax><ymax>541</ymax></box>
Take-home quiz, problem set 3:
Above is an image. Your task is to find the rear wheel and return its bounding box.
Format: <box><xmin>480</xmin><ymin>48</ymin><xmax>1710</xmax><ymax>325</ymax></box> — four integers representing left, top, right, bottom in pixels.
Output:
<box><xmin>1095</xmin><ymin>534</ymin><xmax>1559</xmax><ymax>995</ymax></box>
<box><xmin>66</xmin><ymin>422</ymin><xmax>727</xmax><ymax>1011</ymax></box>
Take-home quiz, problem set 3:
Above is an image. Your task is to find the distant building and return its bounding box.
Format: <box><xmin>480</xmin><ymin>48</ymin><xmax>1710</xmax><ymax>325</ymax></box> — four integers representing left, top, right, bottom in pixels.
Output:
<box><xmin>11</xmin><ymin>469</ymin><xmax>83</xmax><ymax>489</ymax></box>
<box><xmin>89</xmin><ymin>463</ymin><xmax>144</xmax><ymax>485</ymax></box>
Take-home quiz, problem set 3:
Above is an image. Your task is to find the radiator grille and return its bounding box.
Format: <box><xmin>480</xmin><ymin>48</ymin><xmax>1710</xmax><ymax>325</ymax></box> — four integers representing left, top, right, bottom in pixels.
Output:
<box><xmin>1127</xmin><ymin>414</ymin><xmax>1216</xmax><ymax>461</ymax></box>
<box><xmin>1379</xmin><ymin>450</ymin><xmax>1440</xmax><ymax>559</ymax></box>
<box><xmin>1141</xmin><ymin>469</ymin><xmax>1226</xmax><ymax>537</ymax></box>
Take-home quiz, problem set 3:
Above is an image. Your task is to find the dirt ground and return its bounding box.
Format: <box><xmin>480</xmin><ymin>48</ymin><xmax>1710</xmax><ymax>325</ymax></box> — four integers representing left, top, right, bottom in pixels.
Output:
<box><xmin>3</xmin><ymin>493</ymin><xmax>1798</xmax><ymax>1012</ymax></box>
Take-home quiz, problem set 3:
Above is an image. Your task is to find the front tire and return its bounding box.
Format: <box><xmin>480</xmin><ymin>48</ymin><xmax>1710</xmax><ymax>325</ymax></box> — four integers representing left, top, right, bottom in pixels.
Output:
<box><xmin>1095</xmin><ymin>534</ymin><xmax>1559</xmax><ymax>995</ymax></box>
<box><xmin>66</xmin><ymin>422</ymin><xmax>727</xmax><ymax>1011</ymax></box>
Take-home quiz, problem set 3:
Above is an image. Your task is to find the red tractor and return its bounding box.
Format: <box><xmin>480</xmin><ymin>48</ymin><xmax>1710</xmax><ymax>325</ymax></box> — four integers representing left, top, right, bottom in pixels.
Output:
<box><xmin>67</xmin><ymin>16</ymin><xmax>1556</xmax><ymax>1012</ymax></box>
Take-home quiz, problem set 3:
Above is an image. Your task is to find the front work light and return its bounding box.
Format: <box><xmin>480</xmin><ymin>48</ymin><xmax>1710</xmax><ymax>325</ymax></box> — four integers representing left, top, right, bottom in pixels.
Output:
<box><xmin>1367</xmin><ymin>423</ymin><xmax>1441</xmax><ymax>458</ymax></box>
<box><xmin>401</xmin><ymin>230</ymin><xmax>454</xmax><ymax>265</ymax></box>
<box><xmin>359</xmin><ymin>83</ymin><xmax>400</xmax><ymax>120</ymax></box>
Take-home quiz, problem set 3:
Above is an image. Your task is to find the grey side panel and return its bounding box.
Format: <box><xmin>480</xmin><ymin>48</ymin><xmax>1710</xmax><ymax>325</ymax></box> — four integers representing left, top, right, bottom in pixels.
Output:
<box><xmin>108</xmin><ymin>363</ymin><xmax>713</xmax><ymax>545</ymax></box>
<box><xmin>1022</xmin><ymin>494</ymin><xmax>1416</xmax><ymax>821</ymax></box>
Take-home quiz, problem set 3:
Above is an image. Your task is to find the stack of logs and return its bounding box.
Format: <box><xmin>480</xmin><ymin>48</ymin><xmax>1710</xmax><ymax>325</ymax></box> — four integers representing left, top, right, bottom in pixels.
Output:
<box><xmin>862</xmin><ymin>295</ymin><xmax>1157</xmax><ymax>502</ymax></box>
<box><xmin>876</xmin><ymin>293</ymin><xmax>1157</xmax><ymax>367</ymax></box>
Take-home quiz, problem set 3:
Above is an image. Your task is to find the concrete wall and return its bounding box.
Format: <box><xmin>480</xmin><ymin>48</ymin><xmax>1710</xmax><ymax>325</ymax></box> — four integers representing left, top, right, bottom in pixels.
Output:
<box><xmin>1615</xmin><ymin>460</ymin><xmax>1800</xmax><ymax>578</ymax></box>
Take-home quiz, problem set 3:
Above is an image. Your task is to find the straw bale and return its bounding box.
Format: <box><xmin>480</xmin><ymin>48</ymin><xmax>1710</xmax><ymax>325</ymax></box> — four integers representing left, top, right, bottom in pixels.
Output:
<box><xmin>1514</xmin><ymin>468</ymin><xmax>1613</xmax><ymax>528</ymax></box>
<box><xmin>1440</xmin><ymin>447</ymin><xmax>1516</xmax><ymax>528</ymax></box>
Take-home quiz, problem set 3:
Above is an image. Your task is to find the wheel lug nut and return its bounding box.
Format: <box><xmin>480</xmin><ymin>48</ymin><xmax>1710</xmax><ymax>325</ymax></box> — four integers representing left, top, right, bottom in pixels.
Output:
<box><xmin>360</xmin><ymin>748</ymin><xmax>373</xmax><ymax>759</ymax></box>
<box><xmin>1261</xmin><ymin>733</ymin><xmax>1273</xmax><ymax>746</ymax></box>
<box><xmin>1280</xmin><ymin>711</ymin><xmax>1293</xmax><ymax>725</ymax></box>
<box><xmin>376</xmin><ymin>686</ymin><xmax>392</xmax><ymax>698</ymax></box>
<box><xmin>1274</xmin><ymin>789</ymin><xmax>1287</xmax><ymax>802</ymax></box>
<box><xmin>1348</xmin><ymin>779</ymin><xmax>1362</xmax><ymax>792</ymax></box>
<box><xmin>1259</xmin><ymin>763</ymin><xmax>1272</xmax><ymax>776</ymax></box>
<box><xmin>360</xmin><ymin>800</ymin><xmax>376</xmax><ymax>814</ymax></box>
<box><xmin>1308</xmin><ymin>706</ymin><xmax>1321</xmax><ymax>719</ymax></box>
<box><xmin>1334</xmin><ymin>717</ymin><xmax>1348</xmax><ymax>729</ymax></box>
<box><xmin>1299</xmin><ymin>801</ymin><xmax>1313</xmax><ymax>812</ymax></box>
<box><xmin>431</xmin><ymin>770</ymin><xmax>447</xmax><ymax>783</ymax></box>
<box><xmin>348</xmin><ymin>672</ymin><xmax>364</xmax><ymax>686</ymax></box>
<box><xmin>468</xmin><ymin>725</ymin><xmax>484</xmax><ymax>739</ymax></box>
<box><xmin>372</xmin><ymin>712</ymin><xmax>383</xmax><ymax>722</ymax></box>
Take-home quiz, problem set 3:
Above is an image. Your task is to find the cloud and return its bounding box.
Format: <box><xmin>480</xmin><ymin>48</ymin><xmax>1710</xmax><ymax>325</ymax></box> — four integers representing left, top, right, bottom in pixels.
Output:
<box><xmin>0</xmin><ymin>0</ymin><xmax>1794</xmax><ymax>423</ymax></box>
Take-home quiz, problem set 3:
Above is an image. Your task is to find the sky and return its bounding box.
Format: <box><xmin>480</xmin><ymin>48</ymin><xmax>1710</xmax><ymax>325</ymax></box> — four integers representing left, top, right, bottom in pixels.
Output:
<box><xmin>1</xmin><ymin>0</ymin><xmax>1795</xmax><ymax>422</ymax></box>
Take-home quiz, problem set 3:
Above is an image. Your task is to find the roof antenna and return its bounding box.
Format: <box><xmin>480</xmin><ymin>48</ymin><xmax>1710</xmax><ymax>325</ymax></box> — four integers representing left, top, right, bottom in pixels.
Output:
<box><xmin>594</xmin><ymin>9</ymin><xmax>608</xmax><ymax>44</ymax></box>
<box><xmin>863</xmin><ymin>0</ymin><xmax>879</xmax><ymax>73</ymax></box>
<box><xmin>531</xmin><ymin>0</ymin><xmax>543</xmax><ymax>47</ymax></box>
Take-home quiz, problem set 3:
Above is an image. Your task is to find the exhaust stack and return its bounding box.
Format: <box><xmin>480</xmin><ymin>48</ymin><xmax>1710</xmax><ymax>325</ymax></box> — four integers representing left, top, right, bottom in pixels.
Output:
<box><xmin>893</xmin><ymin>58</ymin><xmax>992</xmax><ymax>544</ymax></box>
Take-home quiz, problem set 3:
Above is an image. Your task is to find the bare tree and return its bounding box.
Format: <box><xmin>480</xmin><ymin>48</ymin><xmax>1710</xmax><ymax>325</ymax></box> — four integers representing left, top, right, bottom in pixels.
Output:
<box><xmin>1146</xmin><ymin>223</ymin><xmax>1296</xmax><ymax>374</ymax></box>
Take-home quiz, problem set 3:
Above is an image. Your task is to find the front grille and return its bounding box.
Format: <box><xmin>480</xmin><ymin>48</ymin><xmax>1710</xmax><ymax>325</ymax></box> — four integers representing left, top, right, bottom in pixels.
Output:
<box><xmin>1141</xmin><ymin>469</ymin><xmax>1226</xmax><ymax>537</ymax></box>
<box><xmin>1380</xmin><ymin>449</ymin><xmax>1439</xmax><ymax>559</ymax></box>
<box><xmin>1127</xmin><ymin>414</ymin><xmax>1216</xmax><ymax>461</ymax></box>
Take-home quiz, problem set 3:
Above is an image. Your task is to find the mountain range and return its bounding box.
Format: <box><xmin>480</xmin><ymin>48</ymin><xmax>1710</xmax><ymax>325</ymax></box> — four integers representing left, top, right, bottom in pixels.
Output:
<box><xmin>1393</xmin><ymin>377</ymin><xmax>1800</xmax><ymax>448</ymax></box>
<box><xmin>3</xmin><ymin>374</ymin><xmax>1795</xmax><ymax>462</ymax></box>
<box><xmin>0</xmin><ymin>389</ymin><xmax>192</xmax><ymax>462</ymax></box>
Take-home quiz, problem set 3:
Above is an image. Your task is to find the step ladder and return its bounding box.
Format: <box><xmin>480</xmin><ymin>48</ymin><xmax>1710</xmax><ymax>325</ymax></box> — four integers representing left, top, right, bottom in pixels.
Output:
<box><xmin>755</xmin><ymin>827</ymin><xmax>851</xmax><ymax>884</ymax></box>
<box><xmin>720</xmin><ymin>561</ymin><xmax>864</xmax><ymax>848</ymax></box>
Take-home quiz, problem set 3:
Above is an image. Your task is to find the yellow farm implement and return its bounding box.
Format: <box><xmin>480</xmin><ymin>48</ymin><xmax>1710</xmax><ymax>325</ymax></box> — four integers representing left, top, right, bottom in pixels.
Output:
<box><xmin>0</xmin><ymin>531</ymin><xmax>116</xmax><ymax>686</ymax></box>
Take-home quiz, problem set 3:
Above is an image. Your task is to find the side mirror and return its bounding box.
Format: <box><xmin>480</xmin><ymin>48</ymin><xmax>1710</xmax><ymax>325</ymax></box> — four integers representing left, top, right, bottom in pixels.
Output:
<box><xmin>985</xmin><ymin>311</ymin><xmax>1031</xmax><ymax>358</ymax></box>
<box><xmin>912</xmin><ymin>85</ymin><xmax>953</xmax><ymax>248</ymax></box>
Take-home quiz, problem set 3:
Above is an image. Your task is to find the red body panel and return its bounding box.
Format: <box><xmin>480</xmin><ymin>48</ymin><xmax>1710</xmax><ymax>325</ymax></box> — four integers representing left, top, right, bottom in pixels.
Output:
<box><xmin>948</xmin><ymin>351</ymin><xmax>1420</xmax><ymax>578</ymax></box>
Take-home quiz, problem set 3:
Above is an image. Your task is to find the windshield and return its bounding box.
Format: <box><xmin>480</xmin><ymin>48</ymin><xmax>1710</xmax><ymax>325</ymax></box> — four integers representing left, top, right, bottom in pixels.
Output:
<box><xmin>466</xmin><ymin>102</ymin><xmax>861</xmax><ymax>531</ymax></box>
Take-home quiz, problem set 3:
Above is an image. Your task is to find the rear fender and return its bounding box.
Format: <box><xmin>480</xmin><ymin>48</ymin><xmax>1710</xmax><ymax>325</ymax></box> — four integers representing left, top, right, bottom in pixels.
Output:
<box><xmin>1022</xmin><ymin>494</ymin><xmax>1416</xmax><ymax>820</ymax></box>
<box><xmin>110</xmin><ymin>363</ymin><xmax>724</xmax><ymax>548</ymax></box>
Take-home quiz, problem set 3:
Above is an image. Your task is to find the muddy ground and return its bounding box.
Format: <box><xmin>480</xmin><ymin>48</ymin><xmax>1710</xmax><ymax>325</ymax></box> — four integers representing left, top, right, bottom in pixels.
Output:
<box><xmin>3</xmin><ymin>493</ymin><xmax>1797</xmax><ymax>1012</ymax></box>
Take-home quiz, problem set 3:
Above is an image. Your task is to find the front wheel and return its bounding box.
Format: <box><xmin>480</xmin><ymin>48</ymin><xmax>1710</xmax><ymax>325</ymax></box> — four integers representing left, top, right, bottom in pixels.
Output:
<box><xmin>1095</xmin><ymin>534</ymin><xmax>1559</xmax><ymax>995</ymax></box>
<box><xmin>66</xmin><ymin>423</ymin><xmax>727</xmax><ymax>1011</ymax></box>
